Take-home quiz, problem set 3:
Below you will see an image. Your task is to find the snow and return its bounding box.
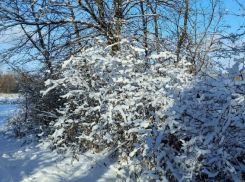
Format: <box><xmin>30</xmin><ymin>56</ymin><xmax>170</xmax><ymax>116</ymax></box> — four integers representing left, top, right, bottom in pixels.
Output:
<box><xmin>0</xmin><ymin>135</ymin><xmax>121</xmax><ymax>182</ymax></box>
<box><xmin>0</xmin><ymin>140</ymin><xmax>122</xmax><ymax>182</ymax></box>
<box><xmin>0</xmin><ymin>97</ymin><xmax>122</xmax><ymax>182</ymax></box>
<box><xmin>0</xmin><ymin>104</ymin><xmax>18</xmax><ymax>126</ymax></box>
<box><xmin>0</xmin><ymin>94</ymin><xmax>22</xmax><ymax>104</ymax></box>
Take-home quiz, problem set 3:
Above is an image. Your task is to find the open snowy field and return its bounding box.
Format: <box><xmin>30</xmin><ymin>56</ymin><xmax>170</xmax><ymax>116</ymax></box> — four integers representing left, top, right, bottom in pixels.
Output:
<box><xmin>0</xmin><ymin>101</ymin><xmax>124</xmax><ymax>182</ymax></box>
<box><xmin>0</xmin><ymin>105</ymin><xmax>18</xmax><ymax>126</ymax></box>
<box><xmin>0</xmin><ymin>94</ymin><xmax>22</xmax><ymax>105</ymax></box>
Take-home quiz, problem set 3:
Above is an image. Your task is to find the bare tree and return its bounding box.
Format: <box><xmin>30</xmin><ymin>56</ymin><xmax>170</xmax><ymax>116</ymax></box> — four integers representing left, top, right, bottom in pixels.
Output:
<box><xmin>0</xmin><ymin>0</ymin><xmax>227</xmax><ymax>76</ymax></box>
<box><xmin>187</xmin><ymin>0</ymin><xmax>226</xmax><ymax>74</ymax></box>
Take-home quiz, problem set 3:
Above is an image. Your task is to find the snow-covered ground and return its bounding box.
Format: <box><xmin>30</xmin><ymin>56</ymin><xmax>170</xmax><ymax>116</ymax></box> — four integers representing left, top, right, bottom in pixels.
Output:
<box><xmin>0</xmin><ymin>105</ymin><xmax>18</xmax><ymax>126</ymax></box>
<box><xmin>0</xmin><ymin>96</ymin><xmax>123</xmax><ymax>182</ymax></box>
<box><xmin>0</xmin><ymin>94</ymin><xmax>22</xmax><ymax>105</ymax></box>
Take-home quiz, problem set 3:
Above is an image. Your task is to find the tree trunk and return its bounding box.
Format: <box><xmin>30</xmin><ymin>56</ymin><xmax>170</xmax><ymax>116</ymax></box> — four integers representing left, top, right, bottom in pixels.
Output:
<box><xmin>176</xmin><ymin>0</ymin><xmax>189</xmax><ymax>64</ymax></box>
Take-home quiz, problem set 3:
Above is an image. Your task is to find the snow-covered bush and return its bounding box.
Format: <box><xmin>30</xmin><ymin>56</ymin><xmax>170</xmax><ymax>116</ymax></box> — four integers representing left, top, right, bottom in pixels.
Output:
<box><xmin>42</xmin><ymin>39</ymin><xmax>192</xmax><ymax>176</ymax></box>
<box><xmin>42</xmin><ymin>40</ymin><xmax>245</xmax><ymax>181</ymax></box>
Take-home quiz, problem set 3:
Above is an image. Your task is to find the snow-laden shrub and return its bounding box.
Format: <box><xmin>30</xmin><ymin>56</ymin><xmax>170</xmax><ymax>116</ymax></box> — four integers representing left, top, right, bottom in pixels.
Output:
<box><xmin>42</xmin><ymin>40</ymin><xmax>245</xmax><ymax>181</ymax></box>
<box><xmin>42</xmin><ymin>39</ymin><xmax>194</xmax><ymax>177</ymax></box>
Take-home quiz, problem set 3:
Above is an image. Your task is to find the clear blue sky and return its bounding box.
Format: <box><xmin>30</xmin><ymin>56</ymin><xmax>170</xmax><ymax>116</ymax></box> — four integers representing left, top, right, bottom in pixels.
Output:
<box><xmin>1</xmin><ymin>0</ymin><xmax>245</xmax><ymax>72</ymax></box>
<box><xmin>224</xmin><ymin>0</ymin><xmax>245</xmax><ymax>33</ymax></box>
<box><xmin>215</xmin><ymin>0</ymin><xmax>245</xmax><ymax>68</ymax></box>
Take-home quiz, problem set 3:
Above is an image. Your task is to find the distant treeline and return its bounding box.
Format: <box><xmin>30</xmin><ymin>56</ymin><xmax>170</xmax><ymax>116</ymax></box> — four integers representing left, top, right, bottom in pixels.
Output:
<box><xmin>0</xmin><ymin>72</ymin><xmax>19</xmax><ymax>93</ymax></box>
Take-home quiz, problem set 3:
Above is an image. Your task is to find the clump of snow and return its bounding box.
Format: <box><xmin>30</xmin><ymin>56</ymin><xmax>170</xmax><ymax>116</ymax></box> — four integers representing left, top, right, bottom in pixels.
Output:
<box><xmin>2</xmin><ymin>153</ymin><xmax>9</xmax><ymax>158</ymax></box>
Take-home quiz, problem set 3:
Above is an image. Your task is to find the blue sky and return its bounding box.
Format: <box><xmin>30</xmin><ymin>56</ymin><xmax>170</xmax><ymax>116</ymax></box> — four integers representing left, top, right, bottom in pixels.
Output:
<box><xmin>217</xmin><ymin>0</ymin><xmax>245</xmax><ymax>68</ymax></box>
<box><xmin>225</xmin><ymin>0</ymin><xmax>245</xmax><ymax>33</ymax></box>
<box><xmin>1</xmin><ymin>0</ymin><xmax>245</xmax><ymax>72</ymax></box>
